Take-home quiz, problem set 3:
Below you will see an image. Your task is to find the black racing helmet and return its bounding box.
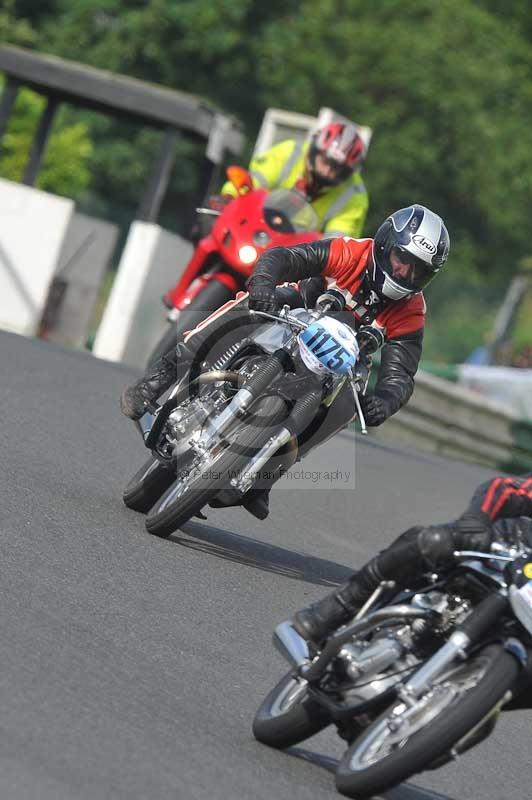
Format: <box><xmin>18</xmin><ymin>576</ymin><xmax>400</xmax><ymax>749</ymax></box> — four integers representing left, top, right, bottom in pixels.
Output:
<box><xmin>371</xmin><ymin>205</ymin><xmax>450</xmax><ymax>301</ymax></box>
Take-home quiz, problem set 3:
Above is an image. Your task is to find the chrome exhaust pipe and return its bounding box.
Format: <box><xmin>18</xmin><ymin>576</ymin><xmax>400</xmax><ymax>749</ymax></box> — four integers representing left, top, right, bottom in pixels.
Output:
<box><xmin>273</xmin><ymin>621</ymin><xmax>311</xmax><ymax>668</ymax></box>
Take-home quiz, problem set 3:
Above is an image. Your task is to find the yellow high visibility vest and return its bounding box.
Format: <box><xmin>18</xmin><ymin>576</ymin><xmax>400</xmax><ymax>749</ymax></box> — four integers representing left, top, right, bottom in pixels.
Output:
<box><xmin>221</xmin><ymin>139</ymin><xmax>369</xmax><ymax>238</ymax></box>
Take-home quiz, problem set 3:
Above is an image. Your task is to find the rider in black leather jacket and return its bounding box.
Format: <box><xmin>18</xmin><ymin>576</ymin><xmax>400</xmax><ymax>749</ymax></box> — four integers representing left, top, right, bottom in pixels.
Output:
<box><xmin>122</xmin><ymin>205</ymin><xmax>449</xmax><ymax>423</ymax></box>
<box><xmin>293</xmin><ymin>474</ymin><xmax>532</xmax><ymax>644</ymax></box>
<box><xmin>120</xmin><ymin>205</ymin><xmax>450</xmax><ymax>518</ymax></box>
<box><xmin>248</xmin><ymin>235</ymin><xmax>426</xmax><ymax>428</ymax></box>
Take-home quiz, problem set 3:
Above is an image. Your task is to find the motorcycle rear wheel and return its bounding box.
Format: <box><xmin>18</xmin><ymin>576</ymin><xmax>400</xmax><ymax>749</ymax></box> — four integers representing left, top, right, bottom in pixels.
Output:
<box><xmin>252</xmin><ymin>670</ymin><xmax>331</xmax><ymax>749</ymax></box>
<box><xmin>145</xmin><ymin>394</ymin><xmax>288</xmax><ymax>537</ymax></box>
<box><xmin>335</xmin><ymin>644</ymin><xmax>519</xmax><ymax>799</ymax></box>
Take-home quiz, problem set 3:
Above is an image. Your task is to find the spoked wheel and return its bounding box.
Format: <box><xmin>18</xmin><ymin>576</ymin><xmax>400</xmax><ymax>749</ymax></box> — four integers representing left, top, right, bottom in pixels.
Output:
<box><xmin>123</xmin><ymin>455</ymin><xmax>177</xmax><ymax>513</ymax></box>
<box><xmin>335</xmin><ymin>644</ymin><xmax>519</xmax><ymax>799</ymax></box>
<box><xmin>147</xmin><ymin>324</ymin><xmax>179</xmax><ymax>370</ymax></box>
<box><xmin>145</xmin><ymin>394</ymin><xmax>288</xmax><ymax>537</ymax></box>
<box><xmin>252</xmin><ymin>670</ymin><xmax>331</xmax><ymax>749</ymax></box>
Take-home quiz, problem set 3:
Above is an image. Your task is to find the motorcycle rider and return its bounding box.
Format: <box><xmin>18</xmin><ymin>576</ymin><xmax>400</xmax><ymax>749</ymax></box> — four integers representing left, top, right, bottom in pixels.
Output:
<box><xmin>211</xmin><ymin>122</ymin><xmax>369</xmax><ymax>239</ymax></box>
<box><xmin>293</xmin><ymin>474</ymin><xmax>532</xmax><ymax>645</ymax></box>
<box><xmin>120</xmin><ymin>204</ymin><xmax>450</xmax><ymax>518</ymax></box>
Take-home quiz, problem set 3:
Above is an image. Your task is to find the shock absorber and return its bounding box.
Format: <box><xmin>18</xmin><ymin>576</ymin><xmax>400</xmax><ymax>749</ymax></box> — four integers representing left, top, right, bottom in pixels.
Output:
<box><xmin>242</xmin><ymin>349</ymin><xmax>293</xmax><ymax>398</ymax></box>
<box><xmin>284</xmin><ymin>388</ymin><xmax>322</xmax><ymax>437</ymax></box>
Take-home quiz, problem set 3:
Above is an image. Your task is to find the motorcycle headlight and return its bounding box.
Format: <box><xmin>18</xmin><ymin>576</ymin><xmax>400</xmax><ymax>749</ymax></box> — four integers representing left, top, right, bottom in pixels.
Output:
<box><xmin>238</xmin><ymin>245</ymin><xmax>258</xmax><ymax>265</ymax></box>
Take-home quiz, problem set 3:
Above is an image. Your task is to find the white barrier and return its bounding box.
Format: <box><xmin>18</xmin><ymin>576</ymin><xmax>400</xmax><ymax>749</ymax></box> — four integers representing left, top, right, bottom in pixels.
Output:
<box><xmin>372</xmin><ymin>370</ymin><xmax>527</xmax><ymax>469</ymax></box>
<box><xmin>93</xmin><ymin>221</ymin><xmax>192</xmax><ymax>368</ymax></box>
<box><xmin>42</xmin><ymin>212</ymin><xmax>119</xmax><ymax>348</ymax></box>
<box><xmin>458</xmin><ymin>364</ymin><xmax>532</xmax><ymax>421</ymax></box>
<box><xmin>0</xmin><ymin>178</ymin><xmax>74</xmax><ymax>336</ymax></box>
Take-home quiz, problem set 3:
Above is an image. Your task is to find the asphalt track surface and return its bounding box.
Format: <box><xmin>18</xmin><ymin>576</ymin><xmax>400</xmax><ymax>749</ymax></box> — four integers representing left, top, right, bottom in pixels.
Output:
<box><xmin>2</xmin><ymin>329</ymin><xmax>530</xmax><ymax>800</ymax></box>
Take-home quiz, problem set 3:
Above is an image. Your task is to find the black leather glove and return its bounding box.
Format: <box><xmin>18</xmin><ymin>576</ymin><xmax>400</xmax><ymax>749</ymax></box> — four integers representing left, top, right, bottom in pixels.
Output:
<box><xmin>300</xmin><ymin>276</ymin><xmax>326</xmax><ymax>308</ymax></box>
<box><xmin>416</xmin><ymin>513</ymin><xmax>492</xmax><ymax>572</ymax></box>
<box><xmin>359</xmin><ymin>392</ymin><xmax>393</xmax><ymax>427</ymax></box>
<box><xmin>247</xmin><ymin>278</ymin><xmax>280</xmax><ymax>315</ymax></box>
<box><xmin>451</xmin><ymin>512</ymin><xmax>493</xmax><ymax>551</ymax></box>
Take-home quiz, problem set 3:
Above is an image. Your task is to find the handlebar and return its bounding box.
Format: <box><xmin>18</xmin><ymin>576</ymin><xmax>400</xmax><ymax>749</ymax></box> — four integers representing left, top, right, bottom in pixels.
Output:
<box><xmin>248</xmin><ymin>307</ymin><xmax>307</xmax><ymax>329</ymax></box>
<box><xmin>453</xmin><ymin>550</ymin><xmax>516</xmax><ymax>563</ymax></box>
<box><xmin>315</xmin><ymin>288</ymin><xmax>347</xmax><ymax>315</ymax></box>
<box><xmin>195</xmin><ymin>207</ymin><xmax>222</xmax><ymax>216</ymax></box>
<box><xmin>358</xmin><ymin>325</ymin><xmax>385</xmax><ymax>356</ymax></box>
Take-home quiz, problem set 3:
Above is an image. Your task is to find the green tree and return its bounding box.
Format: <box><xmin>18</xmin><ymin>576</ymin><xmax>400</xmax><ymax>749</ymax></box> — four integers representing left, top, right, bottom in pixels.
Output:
<box><xmin>0</xmin><ymin>0</ymin><xmax>36</xmax><ymax>46</ymax></box>
<box><xmin>2</xmin><ymin>0</ymin><xmax>532</xmax><ymax>362</ymax></box>
<box><xmin>0</xmin><ymin>84</ymin><xmax>93</xmax><ymax>197</ymax></box>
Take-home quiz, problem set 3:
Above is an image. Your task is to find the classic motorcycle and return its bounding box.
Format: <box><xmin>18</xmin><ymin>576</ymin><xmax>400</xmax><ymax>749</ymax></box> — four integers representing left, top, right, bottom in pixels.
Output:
<box><xmin>148</xmin><ymin>166</ymin><xmax>321</xmax><ymax>367</ymax></box>
<box><xmin>253</xmin><ymin>520</ymin><xmax>532</xmax><ymax>798</ymax></box>
<box><xmin>123</xmin><ymin>288</ymin><xmax>373</xmax><ymax>536</ymax></box>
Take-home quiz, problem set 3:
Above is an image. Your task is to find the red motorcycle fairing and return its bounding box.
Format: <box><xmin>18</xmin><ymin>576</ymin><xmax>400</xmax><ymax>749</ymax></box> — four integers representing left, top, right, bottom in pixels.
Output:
<box><xmin>167</xmin><ymin>271</ymin><xmax>239</xmax><ymax>312</ymax></box>
<box><xmin>208</xmin><ymin>189</ymin><xmax>319</xmax><ymax>273</ymax></box>
<box><xmin>164</xmin><ymin>188</ymin><xmax>320</xmax><ymax>311</ymax></box>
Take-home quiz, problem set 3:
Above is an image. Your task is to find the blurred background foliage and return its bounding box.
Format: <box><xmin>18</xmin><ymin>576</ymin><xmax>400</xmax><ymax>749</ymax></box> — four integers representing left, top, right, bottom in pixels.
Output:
<box><xmin>1</xmin><ymin>0</ymin><xmax>531</xmax><ymax>363</ymax></box>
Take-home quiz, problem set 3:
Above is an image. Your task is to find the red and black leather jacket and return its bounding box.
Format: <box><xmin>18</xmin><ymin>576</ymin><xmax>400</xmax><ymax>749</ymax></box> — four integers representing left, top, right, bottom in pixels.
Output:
<box><xmin>469</xmin><ymin>474</ymin><xmax>532</xmax><ymax>524</ymax></box>
<box><xmin>249</xmin><ymin>237</ymin><xmax>426</xmax><ymax>418</ymax></box>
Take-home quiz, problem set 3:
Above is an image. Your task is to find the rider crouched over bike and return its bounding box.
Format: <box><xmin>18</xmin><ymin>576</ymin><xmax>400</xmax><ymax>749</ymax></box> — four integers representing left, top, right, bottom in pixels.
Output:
<box><xmin>120</xmin><ymin>205</ymin><xmax>450</xmax><ymax>518</ymax></box>
<box><xmin>293</xmin><ymin>474</ymin><xmax>532</xmax><ymax>645</ymax></box>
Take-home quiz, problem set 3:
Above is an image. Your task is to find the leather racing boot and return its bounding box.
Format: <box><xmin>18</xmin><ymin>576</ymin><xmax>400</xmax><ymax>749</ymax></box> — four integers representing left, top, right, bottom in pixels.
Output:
<box><xmin>210</xmin><ymin>484</ymin><xmax>271</xmax><ymax>519</ymax></box>
<box><xmin>241</xmin><ymin>436</ymin><xmax>298</xmax><ymax>521</ymax></box>
<box><xmin>292</xmin><ymin>561</ymin><xmax>383</xmax><ymax>645</ymax></box>
<box><xmin>120</xmin><ymin>351</ymin><xmax>182</xmax><ymax>420</ymax></box>
<box><xmin>292</xmin><ymin>517</ymin><xmax>492</xmax><ymax>646</ymax></box>
<box><xmin>242</xmin><ymin>486</ymin><xmax>271</xmax><ymax>520</ymax></box>
<box><xmin>292</xmin><ymin>526</ymin><xmax>430</xmax><ymax>645</ymax></box>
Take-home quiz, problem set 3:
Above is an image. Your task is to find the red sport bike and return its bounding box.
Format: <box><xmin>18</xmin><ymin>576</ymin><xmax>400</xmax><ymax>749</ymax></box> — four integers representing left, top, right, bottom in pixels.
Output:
<box><xmin>148</xmin><ymin>166</ymin><xmax>321</xmax><ymax>366</ymax></box>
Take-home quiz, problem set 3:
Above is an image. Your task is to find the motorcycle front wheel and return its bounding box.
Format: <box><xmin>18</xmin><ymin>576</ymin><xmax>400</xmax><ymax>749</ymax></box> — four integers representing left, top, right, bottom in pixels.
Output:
<box><xmin>147</xmin><ymin>278</ymin><xmax>235</xmax><ymax>368</ymax></box>
<box><xmin>335</xmin><ymin>644</ymin><xmax>519</xmax><ymax>799</ymax></box>
<box><xmin>123</xmin><ymin>455</ymin><xmax>177</xmax><ymax>513</ymax></box>
<box><xmin>252</xmin><ymin>670</ymin><xmax>331</xmax><ymax>749</ymax></box>
<box><xmin>145</xmin><ymin>394</ymin><xmax>288</xmax><ymax>537</ymax></box>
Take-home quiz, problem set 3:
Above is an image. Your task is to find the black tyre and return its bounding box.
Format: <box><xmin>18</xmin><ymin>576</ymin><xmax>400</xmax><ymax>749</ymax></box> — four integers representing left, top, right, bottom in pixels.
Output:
<box><xmin>335</xmin><ymin>644</ymin><xmax>519</xmax><ymax>799</ymax></box>
<box><xmin>147</xmin><ymin>279</ymin><xmax>234</xmax><ymax>368</ymax></box>
<box><xmin>145</xmin><ymin>395</ymin><xmax>288</xmax><ymax>537</ymax></box>
<box><xmin>123</xmin><ymin>456</ymin><xmax>176</xmax><ymax>513</ymax></box>
<box><xmin>253</xmin><ymin>671</ymin><xmax>331</xmax><ymax>749</ymax></box>
<box><xmin>147</xmin><ymin>324</ymin><xmax>179</xmax><ymax>370</ymax></box>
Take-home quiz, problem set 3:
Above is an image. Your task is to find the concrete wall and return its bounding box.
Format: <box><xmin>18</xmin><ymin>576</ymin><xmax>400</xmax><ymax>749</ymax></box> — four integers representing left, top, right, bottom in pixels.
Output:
<box><xmin>458</xmin><ymin>364</ymin><xmax>532</xmax><ymax>421</ymax></box>
<box><xmin>371</xmin><ymin>369</ymin><xmax>532</xmax><ymax>471</ymax></box>
<box><xmin>42</xmin><ymin>212</ymin><xmax>119</xmax><ymax>349</ymax></box>
<box><xmin>93</xmin><ymin>221</ymin><xmax>192</xmax><ymax>368</ymax></box>
<box><xmin>0</xmin><ymin>178</ymin><xmax>74</xmax><ymax>336</ymax></box>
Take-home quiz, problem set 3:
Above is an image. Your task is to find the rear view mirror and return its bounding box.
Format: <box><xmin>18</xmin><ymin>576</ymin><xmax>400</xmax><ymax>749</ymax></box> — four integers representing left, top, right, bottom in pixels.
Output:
<box><xmin>226</xmin><ymin>165</ymin><xmax>254</xmax><ymax>194</ymax></box>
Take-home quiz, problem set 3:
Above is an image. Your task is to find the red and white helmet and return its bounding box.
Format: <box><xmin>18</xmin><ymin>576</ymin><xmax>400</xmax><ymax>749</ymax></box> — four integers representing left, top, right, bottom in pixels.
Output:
<box><xmin>307</xmin><ymin>122</ymin><xmax>366</xmax><ymax>187</ymax></box>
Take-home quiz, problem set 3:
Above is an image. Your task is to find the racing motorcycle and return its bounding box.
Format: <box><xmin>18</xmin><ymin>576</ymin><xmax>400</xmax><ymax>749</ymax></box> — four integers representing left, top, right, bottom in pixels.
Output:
<box><xmin>148</xmin><ymin>166</ymin><xmax>321</xmax><ymax>367</ymax></box>
<box><xmin>123</xmin><ymin>288</ymin><xmax>374</xmax><ymax>536</ymax></box>
<box><xmin>253</xmin><ymin>520</ymin><xmax>532</xmax><ymax>799</ymax></box>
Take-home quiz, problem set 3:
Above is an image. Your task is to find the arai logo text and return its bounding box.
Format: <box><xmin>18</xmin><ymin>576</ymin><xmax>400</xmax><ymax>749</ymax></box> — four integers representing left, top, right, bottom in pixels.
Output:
<box><xmin>413</xmin><ymin>234</ymin><xmax>437</xmax><ymax>255</ymax></box>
